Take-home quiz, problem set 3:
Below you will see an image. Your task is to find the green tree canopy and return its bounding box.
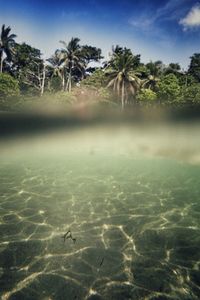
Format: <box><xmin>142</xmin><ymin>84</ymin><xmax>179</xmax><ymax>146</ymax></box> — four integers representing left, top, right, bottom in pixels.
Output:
<box><xmin>157</xmin><ymin>74</ymin><xmax>181</xmax><ymax>103</ymax></box>
<box><xmin>81</xmin><ymin>45</ymin><xmax>103</xmax><ymax>64</ymax></box>
<box><xmin>137</xmin><ymin>88</ymin><xmax>157</xmax><ymax>102</ymax></box>
<box><xmin>12</xmin><ymin>43</ymin><xmax>42</xmax><ymax>76</ymax></box>
<box><xmin>188</xmin><ymin>53</ymin><xmax>200</xmax><ymax>82</ymax></box>
<box><xmin>11</xmin><ymin>43</ymin><xmax>45</xmax><ymax>95</ymax></box>
<box><xmin>183</xmin><ymin>83</ymin><xmax>200</xmax><ymax>105</ymax></box>
<box><xmin>81</xmin><ymin>69</ymin><xmax>107</xmax><ymax>88</ymax></box>
<box><xmin>0</xmin><ymin>73</ymin><xmax>19</xmax><ymax>98</ymax></box>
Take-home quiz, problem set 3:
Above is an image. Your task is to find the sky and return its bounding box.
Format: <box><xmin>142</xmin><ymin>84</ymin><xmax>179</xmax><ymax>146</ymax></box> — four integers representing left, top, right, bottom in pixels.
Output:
<box><xmin>1</xmin><ymin>0</ymin><xmax>200</xmax><ymax>69</ymax></box>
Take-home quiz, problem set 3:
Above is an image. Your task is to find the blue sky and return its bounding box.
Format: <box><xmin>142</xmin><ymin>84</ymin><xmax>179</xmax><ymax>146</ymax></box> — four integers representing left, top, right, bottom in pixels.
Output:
<box><xmin>1</xmin><ymin>0</ymin><xmax>200</xmax><ymax>69</ymax></box>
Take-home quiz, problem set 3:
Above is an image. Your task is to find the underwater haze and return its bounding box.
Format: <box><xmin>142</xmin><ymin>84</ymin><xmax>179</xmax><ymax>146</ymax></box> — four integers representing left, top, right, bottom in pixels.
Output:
<box><xmin>0</xmin><ymin>123</ymin><xmax>200</xmax><ymax>300</ymax></box>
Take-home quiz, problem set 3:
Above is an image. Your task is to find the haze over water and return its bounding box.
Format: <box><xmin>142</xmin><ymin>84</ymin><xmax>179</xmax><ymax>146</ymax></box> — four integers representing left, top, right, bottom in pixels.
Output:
<box><xmin>0</xmin><ymin>122</ymin><xmax>200</xmax><ymax>300</ymax></box>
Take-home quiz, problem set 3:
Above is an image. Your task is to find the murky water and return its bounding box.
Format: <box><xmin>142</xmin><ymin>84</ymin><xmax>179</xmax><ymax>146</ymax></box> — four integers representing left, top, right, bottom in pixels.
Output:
<box><xmin>0</xmin><ymin>124</ymin><xmax>200</xmax><ymax>300</ymax></box>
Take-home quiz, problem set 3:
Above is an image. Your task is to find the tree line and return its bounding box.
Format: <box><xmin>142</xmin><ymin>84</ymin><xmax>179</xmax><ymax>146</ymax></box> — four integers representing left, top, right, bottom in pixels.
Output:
<box><xmin>1</xmin><ymin>24</ymin><xmax>200</xmax><ymax>109</ymax></box>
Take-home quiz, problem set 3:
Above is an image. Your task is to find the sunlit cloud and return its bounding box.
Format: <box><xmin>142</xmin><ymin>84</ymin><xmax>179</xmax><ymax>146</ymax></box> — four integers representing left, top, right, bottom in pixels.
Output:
<box><xmin>179</xmin><ymin>3</ymin><xmax>200</xmax><ymax>30</ymax></box>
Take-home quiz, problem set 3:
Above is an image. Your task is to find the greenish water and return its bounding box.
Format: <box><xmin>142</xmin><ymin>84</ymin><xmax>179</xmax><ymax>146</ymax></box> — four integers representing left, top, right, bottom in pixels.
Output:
<box><xmin>0</xmin><ymin>125</ymin><xmax>200</xmax><ymax>300</ymax></box>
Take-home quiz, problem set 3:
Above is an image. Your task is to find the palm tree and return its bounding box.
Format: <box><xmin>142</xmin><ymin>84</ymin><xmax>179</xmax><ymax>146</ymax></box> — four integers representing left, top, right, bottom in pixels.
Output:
<box><xmin>105</xmin><ymin>47</ymin><xmax>141</xmax><ymax>109</ymax></box>
<box><xmin>142</xmin><ymin>61</ymin><xmax>163</xmax><ymax>91</ymax></box>
<box><xmin>142</xmin><ymin>75</ymin><xmax>160</xmax><ymax>90</ymax></box>
<box><xmin>59</xmin><ymin>37</ymin><xmax>86</xmax><ymax>92</ymax></box>
<box><xmin>0</xmin><ymin>24</ymin><xmax>17</xmax><ymax>73</ymax></box>
<box><xmin>47</xmin><ymin>50</ymin><xmax>66</xmax><ymax>90</ymax></box>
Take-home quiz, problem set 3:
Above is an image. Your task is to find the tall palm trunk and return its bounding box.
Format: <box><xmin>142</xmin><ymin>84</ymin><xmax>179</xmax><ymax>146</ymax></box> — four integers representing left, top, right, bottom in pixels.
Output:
<box><xmin>68</xmin><ymin>69</ymin><xmax>72</xmax><ymax>92</ymax></box>
<box><xmin>65</xmin><ymin>74</ymin><xmax>69</xmax><ymax>92</ymax></box>
<box><xmin>61</xmin><ymin>67</ymin><xmax>66</xmax><ymax>91</ymax></box>
<box><xmin>62</xmin><ymin>74</ymin><xmax>65</xmax><ymax>91</ymax></box>
<box><xmin>40</xmin><ymin>65</ymin><xmax>46</xmax><ymax>96</ymax></box>
<box><xmin>121</xmin><ymin>80</ymin><xmax>125</xmax><ymax>110</ymax></box>
<box><xmin>66</xmin><ymin>68</ymin><xmax>72</xmax><ymax>92</ymax></box>
<box><xmin>0</xmin><ymin>52</ymin><xmax>3</xmax><ymax>73</ymax></box>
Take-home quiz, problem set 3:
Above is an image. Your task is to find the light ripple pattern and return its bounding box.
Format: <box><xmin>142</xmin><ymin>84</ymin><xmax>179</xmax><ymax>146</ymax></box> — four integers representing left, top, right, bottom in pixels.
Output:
<box><xmin>0</xmin><ymin>125</ymin><xmax>200</xmax><ymax>300</ymax></box>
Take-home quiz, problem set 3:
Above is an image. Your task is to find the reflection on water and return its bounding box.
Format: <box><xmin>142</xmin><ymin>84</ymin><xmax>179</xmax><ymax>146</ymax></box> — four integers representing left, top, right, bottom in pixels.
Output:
<box><xmin>0</xmin><ymin>124</ymin><xmax>200</xmax><ymax>300</ymax></box>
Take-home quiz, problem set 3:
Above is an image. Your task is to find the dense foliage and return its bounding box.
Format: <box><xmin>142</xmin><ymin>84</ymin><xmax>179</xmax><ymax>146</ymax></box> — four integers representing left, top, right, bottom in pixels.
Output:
<box><xmin>157</xmin><ymin>74</ymin><xmax>181</xmax><ymax>103</ymax></box>
<box><xmin>1</xmin><ymin>23</ymin><xmax>200</xmax><ymax>110</ymax></box>
<box><xmin>0</xmin><ymin>73</ymin><xmax>19</xmax><ymax>98</ymax></box>
<box><xmin>183</xmin><ymin>84</ymin><xmax>200</xmax><ymax>105</ymax></box>
<box><xmin>137</xmin><ymin>88</ymin><xmax>157</xmax><ymax>103</ymax></box>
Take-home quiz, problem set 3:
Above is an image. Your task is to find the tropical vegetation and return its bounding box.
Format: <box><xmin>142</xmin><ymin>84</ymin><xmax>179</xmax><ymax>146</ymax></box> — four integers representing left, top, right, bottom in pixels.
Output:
<box><xmin>1</xmin><ymin>24</ymin><xmax>200</xmax><ymax>111</ymax></box>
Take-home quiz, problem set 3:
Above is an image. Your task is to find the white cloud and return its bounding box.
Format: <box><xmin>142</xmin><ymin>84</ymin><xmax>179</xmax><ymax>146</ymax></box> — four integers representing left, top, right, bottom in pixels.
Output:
<box><xmin>179</xmin><ymin>3</ymin><xmax>200</xmax><ymax>30</ymax></box>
